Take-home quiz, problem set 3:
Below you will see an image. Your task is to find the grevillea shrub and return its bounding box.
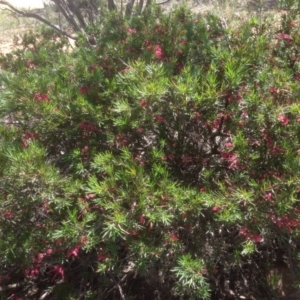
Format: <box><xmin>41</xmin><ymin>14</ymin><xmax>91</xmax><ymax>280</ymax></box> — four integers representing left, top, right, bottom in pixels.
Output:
<box><xmin>2</xmin><ymin>4</ymin><xmax>300</xmax><ymax>299</ymax></box>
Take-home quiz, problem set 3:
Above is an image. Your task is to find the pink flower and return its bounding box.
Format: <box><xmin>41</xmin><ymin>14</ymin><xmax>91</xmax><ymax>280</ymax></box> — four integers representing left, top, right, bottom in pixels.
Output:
<box><xmin>269</xmin><ymin>87</ymin><xmax>278</xmax><ymax>94</ymax></box>
<box><xmin>225</xmin><ymin>142</ymin><xmax>234</xmax><ymax>148</ymax></box>
<box><xmin>212</xmin><ymin>206</ymin><xmax>220</xmax><ymax>213</ymax></box>
<box><xmin>154</xmin><ymin>45</ymin><xmax>165</xmax><ymax>60</ymax></box>
<box><xmin>126</xmin><ymin>28</ymin><xmax>137</xmax><ymax>34</ymax></box>
<box><xmin>220</xmin><ymin>151</ymin><xmax>239</xmax><ymax>169</ymax></box>
<box><xmin>251</xmin><ymin>235</ymin><xmax>262</xmax><ymax>243</ymax></box>
<box><xmin>25</xmin><ymin>268</ymin><xmax>39</xmax><ymax>277</ymax></box>
<box><xmin>274</xmin><ymin>33</ymin><xmax>293</xmax><ymax>41</ymax></box>
<box><xmin>297</xmin><ymin>115</ymin><xmax>300</xmax><ymax>122</ymax></box>
<box><xmin>264</xmin><ymin>192</ymin><xmax>273</xmax><ymax>201</ymax></box>
<box><xmin>46</xmin><ymin>248</ymin><xmax>54</xmax><ymax>255</ymax></box>
<box><xmin>47</xmin><ymin>264</ymin><xmax>65</xmax><ymax>282</ymax></box>
<box><xmin>67</xmin><ymin>244</ymin><xmax>80</xmax><ymax>259</ymax></box>
<box><xmin>278</xmin><ymin>113</ymin><xmax>289</xmax><ymax>126</ymax></box>
<box><xmin>239</xmin><ymin>228</ymin><xmax>248</xmax><ymax>235</ymax></box>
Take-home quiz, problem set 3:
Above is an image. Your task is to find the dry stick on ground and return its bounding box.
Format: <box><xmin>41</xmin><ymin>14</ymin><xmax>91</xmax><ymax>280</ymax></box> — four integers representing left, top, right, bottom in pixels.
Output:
<box><xmin>0</xmin><ymin>0</ymin><xmax>77</xmax><ymax>40</ymax></box>
<box><xmin>107</xmin><ymin>272</ymin><xmax>126</xmax><ymax>300</ymax></box>
<box><xmin>0</xmin><ymin>282</ymin><xmax>26</xmax><ymax>292</ymax></box>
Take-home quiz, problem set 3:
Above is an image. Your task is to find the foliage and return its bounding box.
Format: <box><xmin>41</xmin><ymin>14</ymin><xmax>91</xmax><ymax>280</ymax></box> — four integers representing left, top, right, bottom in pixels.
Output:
<box><xmin>1</xmin><ymin>2</ymin><xmax>300</xmax><ymax>299</ymax></box>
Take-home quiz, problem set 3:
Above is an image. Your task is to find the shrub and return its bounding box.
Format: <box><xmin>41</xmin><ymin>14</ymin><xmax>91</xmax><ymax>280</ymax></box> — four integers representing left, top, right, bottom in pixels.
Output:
<box><xmin>1</xmin><ymin>4</ymin><xmax>300</xmax><ymax>299</ymax></box>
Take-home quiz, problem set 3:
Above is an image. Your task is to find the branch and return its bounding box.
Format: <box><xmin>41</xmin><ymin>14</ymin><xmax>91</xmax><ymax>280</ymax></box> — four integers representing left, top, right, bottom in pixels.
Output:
<box><xmin>51</xmin><ymin>0</ymin><xmax>82</xmax><ymax>33</ymax></box>
<box><xmin>156</xmin><ymin>0</ymin><xmax>172</xmax><ymax>4</ymax></box>
<box><xmin>0</xmin><ymin>282</ymin><xmax>25</xmax><ymax>292</ymax></box>
<box><xmin>107</xmin><ymin>272</ymin><xmax>126</xmax><ymax>300</ymax></box>
<box><xmin>0</xmin><ymin>0</ymin><xmax>78</xmax><ymax>40</ymax></box>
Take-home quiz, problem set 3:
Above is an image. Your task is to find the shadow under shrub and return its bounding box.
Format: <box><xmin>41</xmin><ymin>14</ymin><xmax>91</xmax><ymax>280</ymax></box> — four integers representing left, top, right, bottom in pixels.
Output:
<box><xmin>1</xmin><ymin>3</ymin><xmax>300</xmax><ymax>300</ymax></box>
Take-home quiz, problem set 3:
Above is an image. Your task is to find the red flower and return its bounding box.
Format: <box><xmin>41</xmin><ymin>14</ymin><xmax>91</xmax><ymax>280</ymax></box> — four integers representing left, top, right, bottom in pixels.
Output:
<box><xmin>126</xmin><ymin>28</ymin><xmax>137</xmax><ymax>34</ymax></box>
<box><xmin>78</xmin><ymin>86</ymin><xmax>92</xmax><ymax>95</ymax></box>
<box><xmin>79</xmin><ymin>122</ymin><xmax>98</xmax><ymax>132</ymax></box>
<box><xmin>153</xmin><ymin>114</ymin><xmax>165</xmax><ymax>123</ymax></box>
<box><xmin>139</xmin><ymin>214</ymin><xmax>146</xmax><ymax>224</ymax></box>
<box><xmin>181</xmin><ymin>155</ymin><xmax>193</xmax><ymax>163</ymax></box>
<box><xmin>264</xmin><ymin>192</ymin><xmax>273</xmax><ymax>201</ymax></box>
<box><xmin>154</xmin><ymin>45</ymin><xmax>165</xmax><ymax>60</ymax></box>
<box><xmin>25</xmin><ymin>268</ymin><xmax>39</xmax><ymax>277</ymax></box>
<box><xmin>47</xmin><ymin>264</ymin><xmax>65</xmax><ymax>282</ymax></box>
<box><xmin>34</xmin><ymin>93</ymin><xmax>49</xmax><ymax>103</ymax></box>
<box><xmin>274</xmin><ymin>33</ymin><xmax>293</xmax><ymax>41</ymax></box>
<box><xmin>239</xmin><ymin>228</ymin><xmax>247</xmax><ymax>235</ymax></box>
<box><xmin>140</xmin><ymin>99</ymin><xmax>148</xmax><ymax>107</ymax></box>
<box><xmin>67</xmin><ymin>244</ymin><xmax>80</xmax><ymax>259</ymax></box>
<box><xmin>46</xmin><ymin>248</ymin><xmax>54</xmax><ymax>255</ymax></box>
<box><xmin>278</xmin><ymin>113</ymin><xmax>289</xmax><ymax>126</ymax></box>
<box><xmin>97</xmin><ymin>251</ymin><xmax>109</xmax><ymax>262</ymax></box>
<box><xmin>220</xmin><ymin>151</ymin><xmax>239</xmax><ymax>169</ymax></box>
<box><xmin>289</xmin><ymin>21</ymin><xmax>296</xmax><ymax>27</ymax></box>
<box><xmin>170</xmin><ymin>232</ymin><xmax>179</xmax><ymax>242</ymax></box>
<box><xmin>212</xmin><ymin>206</ymin><xmax>220</xmax><ymax>213</ymax></box>
<box><xmin>251</xmin><ymin>235</ymin><xmax>262</xmax><ymax>243</ymax></box>
<box><xmin>81</xmin><ymin>145</ymin><xmax>89</xmax><ymax>154</ymax></box>
<box><xmin>269</xmin><ymin>87</ymin><xmax>278</xmax><ymax>94</ymax></box>
<box><xmin>239</xmin><ymin>228</ymin><xmax>262</xmax><ymax>243</ymax></box>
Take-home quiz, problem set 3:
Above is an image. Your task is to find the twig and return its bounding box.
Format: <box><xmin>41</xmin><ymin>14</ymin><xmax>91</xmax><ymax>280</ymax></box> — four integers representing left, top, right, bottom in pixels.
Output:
<box><xmin>107</xmin><ymin>272</ymin><xmax>126</xmax><ymax>300</ymax></box>
<box><xmin>0</xmin><ymin>282</ymin><xmax>25</xmax><ymax>292</ymax></box>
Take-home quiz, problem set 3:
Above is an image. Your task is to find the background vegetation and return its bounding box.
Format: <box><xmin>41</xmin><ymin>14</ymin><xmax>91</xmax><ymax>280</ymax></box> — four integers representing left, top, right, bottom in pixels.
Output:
<box><xmin>1</xmin><ymin>0</ymin><xmax>300</xmax><ymax>299</ymax></box>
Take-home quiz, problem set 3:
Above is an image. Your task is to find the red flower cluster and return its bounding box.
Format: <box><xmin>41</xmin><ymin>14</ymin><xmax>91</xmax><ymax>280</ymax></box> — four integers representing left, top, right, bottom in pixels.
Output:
<box><xmin>261</xmin><ymin>130</ymin><xmax>284</xmax><ymax>156</ymax></box>
<box><xmin>140</xmin><ymin>99</ymin><xmax>148</xmax><ymax>107</ymax></box>
<box><xmin>153</xmin><ymin>114</ymin><xmax>165</xmax><ymax>123</ymax></box>
<box><xmin>126</xmin><ymin>28</ymin><xmax>137</xmax><ymax>34</ymax></box>
<box><xmin>220</xmin><ymin>151</ymin><xmax>239</xmax><ymax>170</ymax></box>
<box><xmin>34</xmin><ymin>93</ymin><xmax>49</xmax><ymax>103</ymax></box>
<box><xmin>239</xmin><ymin>228</ymin><xmax>262</xmax><ymax>243</ymax></box>
<box><xmin>78</xmin><ymin>86</ymin><xmax>92</xmax><ymax>95</ymax></box>
<box><xmin>278</xmin><ymin>113</ymin><xmax>289</xmax><ymax>126</ymax></box>
<box><xmin>274</xmin><ymin>33</ymin><xmax>293</xmax><ymax>41</ymax></box>
<box><xmin>67</xmin><ymin>235</ymin><xmax>87</xmax><ymax>260</ymax></box>
<box><xmin>116</xmin><ymin>133</ymin><xmax>129</xmax><ymax>147</ymax></box>
<box><xmin>154</xmin><ymin>45</ymin><xmax>165</xmax><ymax>60</ymax></box>
<box><xmin>21</xmin><ymin>131</ymin><xmax>38</xmax><ymax>148</ymax></box>
<box><xmin>169</xmin><ymin>232</ymin><xmax>179</xmax><ymax>242</ymax></box>
<box><xmin>270</xmin><ymin>213</ymin><xmax>300</xmax><ymax>232</ymax></box>
<box><xmin>97</xmin><ymin>248</ymin><xmax>109</xmax><ymax>262</ymax></box>
<box><xmin>79</xmin><ymin>122</ymin><xmax>98</xmax><ymax>132</ymax></box>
